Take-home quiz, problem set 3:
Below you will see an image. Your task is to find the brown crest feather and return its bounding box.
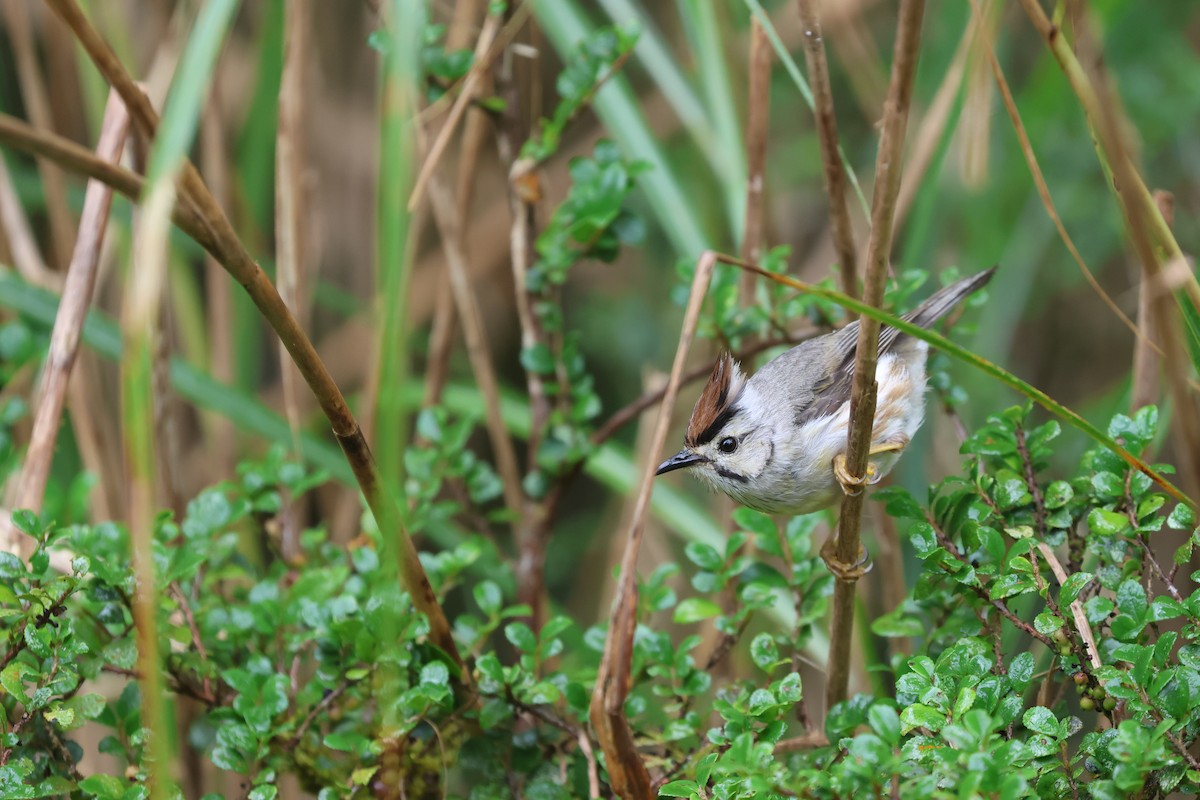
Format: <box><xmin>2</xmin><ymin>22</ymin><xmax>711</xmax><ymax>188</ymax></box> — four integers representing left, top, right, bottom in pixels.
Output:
<box><xmin>685</xmin><ymin>353</ymin><xmax>746</xmax><ymax>447</ymax></box>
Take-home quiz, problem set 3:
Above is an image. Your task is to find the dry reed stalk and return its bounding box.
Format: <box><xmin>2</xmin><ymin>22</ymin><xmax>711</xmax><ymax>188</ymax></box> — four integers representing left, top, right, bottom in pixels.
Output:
<box><xmin>5</xmin><ymin>0</ymin><xmax>77</xmax><ymax>266</ymax></box>
<box><xmin>0</xmin><ymin>91</ymin><xmax>129</xmax><ymax>557</ymax></box>
<box><xmin>797</xmin><ymin>0</ymin><xmax>858</xmax><ymax>299</ymax></box>
<box><xmin>741</xmin><ymin>17</ymin><xmax>771</xmax><ymax>296</ymax></box>
<box><xmin>0</xmin><ymin>134</ymin><xmax>55</xmax><ymax>287</ymax></box>
<box><xmin>980</xmin><ymin>16</ymin><xmax>1154</xmax><ymax>358</ymax></box>
<box><xmin>1130</xmin><ymin>193</ymin><xmax>1172</xmax><ymax>413</ymax></box>
<box><xmin>825</xmin><ymin>0</ymin><xmax>926</xmax><ymax>715</ymax></box>
<box><xmin>276</xmin><ymin>0</ymin><xmax>314</xmax><ymax>563</ymax></box>
<box><xmin>590</xmin><ymin>250</ymin><xmax>717</xmax><ymax>799</ymax></box>
<box><xmin>422</xmin><ymin>0</ymin><xmax>489</xmax><ymax>410</ymax></box>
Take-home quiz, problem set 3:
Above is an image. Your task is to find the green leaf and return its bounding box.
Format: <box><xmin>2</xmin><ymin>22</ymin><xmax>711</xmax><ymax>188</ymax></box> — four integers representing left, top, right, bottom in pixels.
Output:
<box><xmin>673</xmin><ymin>598</ymin><xmax>721</xmax><ymax>624</ymax></box>
<box><xmin>79</xmin><ymin>775</ymin><xmax>128</xmax><ymax>800</ymax></box>
<box><xmin>504</xmin><ymin>622</ymin><xmax>537</xmax><ymax>653</ymax></box>
<box><xmin>990</xmin><ymin>573</ymin><xmax>1035</xmax><ymax>600</ymax></box>
<box><xmin>1116</xmin><ymin>579</ymin><xmax>1148</xmax><ymax>619</ymax></box>
<box><xmin>683</xmin><ymin>542</ymin><xmax>723</xmax><ymax>571</ymax></box>
<box><xmin>900</xmin><ymin>703</ymin><xmax>946</xmax><ymax>734</ymax></box>
<box><xmin>992</xmin><ymin>469</ymin><xmax>1032</xmax><ymax>511</ymax></box>
<box><xmin>868</xmin><ymin>704</ymin><xmax>901</xmax><ymax>746</ymax></box>
<box><xmin>1044</xmin><ymin>480</ymin><xmax>1074</xmax><ymax>509</ymax></box>
<box><xmin>749</xmin><ymin>633</ymin><xmax>778</xmax><ymax>671</ymax></box>
<box><xmin>1023</xmin><ymin>706</ymin><xmax>1060</xmax><ymax>738</ymax></box>
<box><xmin>1091</xmin><ymin>472</ymin><xmax>1124</xmax><ymax>499</ymax></box>
<box><xmin>1034</xmin><ymin>612</ymin><xmax>1065</xmax><ymax>636</ymax></box>
<box><xmin>1060</xmin><ymin>572</ymin><xmax>1094</xmax><ymax>605</ymax></box>
<box><xmin>1009</xmin><ymin>652</ymin><xmax>1035</xmax><ymax>691</ymax></box>
<box><xmin>519</xmin><ymin>343</ymin><xmax>556</xmax><ymax>375</ymax></box>
<box><xmin>474</xmin><ymin>580</ymin><xmax>503</xmax><ymax>617</ymax></box>
<box><xmin>1088</xmin><ymin>508</ymin><xmax>1131</xmax><ymax>537</ymax></box>
<box><xmin>658</xmin><ymin>780</ymin><xmax>699</xmax><ymax>798</ymax></box>
<box><xmin>1168</xmin><ymin>503</ymin><xmax>1196</xmax><ymax>530</ymax></box>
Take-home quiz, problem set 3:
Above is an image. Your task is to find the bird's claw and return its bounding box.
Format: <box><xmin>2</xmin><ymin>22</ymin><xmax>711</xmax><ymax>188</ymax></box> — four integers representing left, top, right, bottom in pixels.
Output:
<box><xmin>820</xmin><ymin>538</ymin><xmax>873</xmax><ymax>581</ymax></box>
<box><xmin>832</xmin><ymin>453</ymin><xmax>879</xmax><ymax>497</ymax></box>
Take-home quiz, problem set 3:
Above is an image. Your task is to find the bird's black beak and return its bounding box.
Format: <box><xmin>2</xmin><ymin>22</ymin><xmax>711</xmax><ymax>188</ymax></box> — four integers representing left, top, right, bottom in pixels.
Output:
<box><xmin>656</xmin><ymin>449</ymin><xmax>705</xmax><ymax>476</ymax></box>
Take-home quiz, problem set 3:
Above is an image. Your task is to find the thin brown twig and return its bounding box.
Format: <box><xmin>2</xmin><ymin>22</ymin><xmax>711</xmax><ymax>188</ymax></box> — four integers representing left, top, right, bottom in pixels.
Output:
<box><xmin>492</xmin><ymin>28</ymin><xmax>558</xmax><ymax>629</ymax></box>
<box><xmin>0</xmin><ymin>112</ymin><xmax>210</xmax><ymax>250</ymax></box>
<box><xmin>590</xmin><ymin>251</ymin><xmax>718</xmax><ymax>800</ymax></box>
<box><xmin>290</xmin><ymin>680</ymin><xmax>351</xmax><ymax>747</ymax></box>
<box><xmin>5</xmin><ymin>0</ymin><xmax>77</xmax><ymax>266</ymax></box>
<box><xmin>2</xmin><ymin>91</ymin><xmax>129</xmax><ymax>556</ymax></box>
<box><xmin>420</xmin><ymin>0</ymin><xmax>487</xmax><ymax>410</ymax></box>
<box><xmin>740</xmin><ymin>17</ymin><xmax>771</xmax><ymax>302</ymax></box>
<box><xmin>796</xmin><ymin>0</ymin><xmax>858</xmax><ymax>299</ymax></box>
<box><xmin>1130</xmin><ymin>192</ymin><xmax>1171</xmax><ymax>413</ymax></box>
<box><xmin>825</xmin><ymin>0</ymin><xmax>926</xmax><ymax>715</ymax></box>
<box><xmin>407</xmin><ymin>8</ymin><xmax>508</xmax><ymax>210</ymax></box>
<box><xmin>0</xmin><ymin>141</ymin><xmax>56</xmax><ymax>287</ymax></box>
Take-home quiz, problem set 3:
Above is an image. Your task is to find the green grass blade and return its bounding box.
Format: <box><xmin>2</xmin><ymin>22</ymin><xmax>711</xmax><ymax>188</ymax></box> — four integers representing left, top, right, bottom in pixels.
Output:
<box><xmin>676</xmin><ymin>0</ymin><xmax>747</xmax><ymax>244</ymax></box>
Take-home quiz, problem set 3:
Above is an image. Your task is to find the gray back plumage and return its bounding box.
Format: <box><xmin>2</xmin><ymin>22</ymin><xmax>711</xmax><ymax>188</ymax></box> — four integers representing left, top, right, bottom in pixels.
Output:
<box><xmin>751</xmin><ymin>267</ymin><xmax>996</xmax><ymax>426</ymax></box>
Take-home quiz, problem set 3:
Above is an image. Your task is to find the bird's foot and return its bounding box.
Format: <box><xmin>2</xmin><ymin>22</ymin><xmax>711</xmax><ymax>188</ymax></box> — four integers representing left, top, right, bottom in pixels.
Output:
<box><xmin>820</xmin><ymin>538</ymin><xmax>873</xmax><ymax>581</ymax></box>
<box><xmin>832</xmin><ymin>453</ymin><xmax>878</xmax><ymax>497</ymax></box>
<box><xmin>832</xmin><ymin>439</ymin><xmax>910</xmax><ymax>496</ymax></box>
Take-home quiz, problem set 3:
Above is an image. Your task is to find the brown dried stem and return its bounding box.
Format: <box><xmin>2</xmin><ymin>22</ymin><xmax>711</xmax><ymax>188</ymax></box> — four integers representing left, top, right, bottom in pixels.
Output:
<box><xmin>0</xmin><ymin>151</ymin><xmax>55</xmax><ymax>286</ymax></box>
<box><xmin>590</xmin><ymin>251</ymin><xmax>718</xmax><ymax>799</ymax></box>
<box><xmin>825</xmin><ymin>0</ymin><xmax>926</xmax><ymax>714</ymax></box>
<box><xmin>40</xmin><ymin>0</ymin><xmax>461</xmax><ymax>668</ymax></box>
<box><xmin>1130</xmin><ymin>192</ymin><xmax>1172</xmax><ymax>413</ymax></box>
<box><xmin>5</xmin><ymin>0</ymin><xmax>77</xmax><ymax>266</ymax></box>
<box><xmin>740</xmin><ymin>18</ymin><xmax>771</xmax><ymax>299</ymax></box>
<box><xmin>2</xmin><ymin>91</ymin><xmax>128</xmax><ymax>555</ymax></box>
<box><xmin>796</xmin><ymin>0</ymin><xmax>858</xmax><ymax>298</ymax></box>
<box><xmin>980</xmin><ymin>20</ymin><xmax>1156</xmax><ymax>358</ymax></box>
<box><xmin>1070</xmin><ymin>23</ymin><xmax>1200</xmax><ymax>489</ymax></box>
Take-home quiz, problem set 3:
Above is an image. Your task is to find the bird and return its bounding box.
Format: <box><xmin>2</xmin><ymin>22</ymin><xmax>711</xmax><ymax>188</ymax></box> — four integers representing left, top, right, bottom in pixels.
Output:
<box><xmin>655</xmin><ymin>268</ymin><xmax>995</xmax><ymax>516</ymax></box>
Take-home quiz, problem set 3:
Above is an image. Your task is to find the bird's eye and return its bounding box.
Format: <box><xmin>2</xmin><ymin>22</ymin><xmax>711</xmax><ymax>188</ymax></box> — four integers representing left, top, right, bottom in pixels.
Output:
<box><xmin>718</xmin><ymin>436</ymin><xmax>738</xmax><ymax>453</ymax></box>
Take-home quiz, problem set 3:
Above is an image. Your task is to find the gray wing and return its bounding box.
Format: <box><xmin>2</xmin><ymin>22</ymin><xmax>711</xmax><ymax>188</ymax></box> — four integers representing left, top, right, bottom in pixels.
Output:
<box><xmin>792</xmin><ymin>268</ymin><xmax>995</xmax><ymax>426</ymax></box>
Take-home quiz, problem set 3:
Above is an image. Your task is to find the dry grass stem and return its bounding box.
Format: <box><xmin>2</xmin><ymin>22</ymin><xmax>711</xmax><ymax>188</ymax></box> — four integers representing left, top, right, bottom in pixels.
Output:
<box><xmin>275</xmin><ymin>0</ymin><xmax>314</xmax><ymax>567</ymax></box>
<box><xmin>1035</xmin><ymin>542</ymin><xmax>1101</xmax><ymax>670</ymax></box>
<box><xmin>1</xmin><ymin>91</ymin><xmax>129</xmax><ymax>556</ymax></box>
<box><xmin>893</xmin><ymin>5</ymin><xmax>977</xmax><ymax>229</ymax></box>
<box><xmin>590</xmin><ymin>250</ymin><xmax>717</xmax><ymax>799</ymax></box>
<box><xmin>407</xmin><ymin>10</ymin><xmax>505</xmax><ymax>210</ymax></box>
<box><xmin>1131</xmin><ymin>192</ymin><xmax>1172</xmax><ymax>412</ymax></box>
<box><xmin>981</xmin><ymin>20</ymin><xmax>1156</xmax><ymax>357</ymax></box>
<box><xmin>0</xmin><ymin>137</ymin><xmax>55</xmax><ymax>287</ymax></box>
<box><xmin>6</xmin><ymin>0</ymin><xmax>77</xmax><ymax>266</ymax></box>
<box><xmin>797</xmin><ymin>0</ymin><xmax>858</xmax><ymax>298</ymax></box>
<box><xmin>741</xmin><ymin>17</ymin><xmax>771</xmax><ymax>293</ymax></box>
<box><xmin>826</xmin><ymin>0</ymin><xmax>926</xmax><ymax>715</ymax></box>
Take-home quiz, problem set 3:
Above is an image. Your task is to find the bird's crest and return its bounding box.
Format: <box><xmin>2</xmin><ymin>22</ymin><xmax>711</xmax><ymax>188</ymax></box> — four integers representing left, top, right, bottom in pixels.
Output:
<box><xmin>685</xmin><ymin>353</ymin><xmax>746</xmax><ymax>447</ymax></box>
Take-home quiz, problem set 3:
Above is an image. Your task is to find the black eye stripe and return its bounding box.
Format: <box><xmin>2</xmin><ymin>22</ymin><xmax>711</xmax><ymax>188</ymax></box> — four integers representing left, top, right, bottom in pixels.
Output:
<box><xmin>714</xmin><ymin>466</ymin><xmax>748</xmax><ymax>483</ymax></box>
